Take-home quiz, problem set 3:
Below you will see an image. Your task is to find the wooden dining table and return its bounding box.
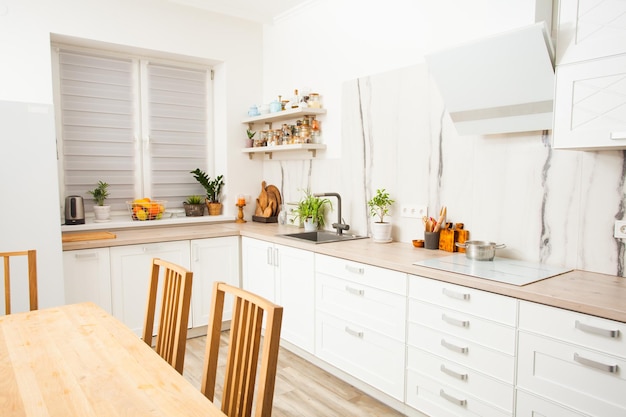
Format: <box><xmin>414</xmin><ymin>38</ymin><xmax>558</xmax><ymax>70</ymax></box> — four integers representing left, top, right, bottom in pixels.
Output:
<box><xmin>0</xmin><ymin>302</ymin><xmax>227</xmax><ymax>417</ymax></box>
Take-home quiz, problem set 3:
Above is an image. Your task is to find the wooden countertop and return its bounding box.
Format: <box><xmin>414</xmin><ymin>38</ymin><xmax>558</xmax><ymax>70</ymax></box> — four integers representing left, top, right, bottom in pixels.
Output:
<box><xmin>62</xmin><ymin>222</ymin><xmax>626</xmax><ymax>323</ymax></box>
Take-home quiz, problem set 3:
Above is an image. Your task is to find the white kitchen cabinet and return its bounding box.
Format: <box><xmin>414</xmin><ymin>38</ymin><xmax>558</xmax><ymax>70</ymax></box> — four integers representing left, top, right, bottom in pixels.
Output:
<box><xmin>517</xmin><ymin>300</ymin><xmax>626</xmax><ymax>417</ymax></box>
<box><xmin>406</xmin><ymin>275</ymin><xmax>517</xmax><ymax>416</ymax></box>
<box><xmin>63</xmin><ymin>248</ymin><xmax>112</xmax><ymax>313</ymax></box>
<box><xmin>110</xmin><ymin>241</ymin><xmax>191</xmax><ymax>336</ymax></box>
<box><xmin>190</xmin><ymin>237</ymin><xmax>240</xmax><ymax>327</ymax></box>
<box><xmin>241</xmin><ymin>237</ymin><xmax>315</xmax><ymax>353</ymax></box>
<box><xmin>553</xmin><ymin>53</ymin><xmax>626</xmax><ymax>150</ymax></box>
<box><xmin>315</xmin><ymin>254</ymin><xmax>407</xmax><ymax>400</ymax></box>
<box><xmin>516</xmin><ymin>390</ymin><xmax>587</xmax><ymax>417</ymax></box>
<box><xmin>556</xmin><ymin>0</ymin><xmax>626</xmax><ymax>65</ymax></box>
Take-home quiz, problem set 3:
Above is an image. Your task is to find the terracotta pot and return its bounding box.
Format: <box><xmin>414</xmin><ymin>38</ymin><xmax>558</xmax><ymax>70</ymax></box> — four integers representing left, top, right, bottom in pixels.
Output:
<box><xmin>206</xmin><ymin>201</ymin><xmax>222</xmax><ymax>216</ymax></box>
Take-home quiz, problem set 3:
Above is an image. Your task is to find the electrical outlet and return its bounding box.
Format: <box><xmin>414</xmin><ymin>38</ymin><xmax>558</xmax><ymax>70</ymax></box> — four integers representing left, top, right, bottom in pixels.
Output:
<box><xmin>614</xmin><ymin>221</ymin><xmax>626</xmax><ymax>238</ymax></box>
<box><xmin>401</xmin><ymin>204</ymin><xmax>427</xmax><ymax>219</ymax></box>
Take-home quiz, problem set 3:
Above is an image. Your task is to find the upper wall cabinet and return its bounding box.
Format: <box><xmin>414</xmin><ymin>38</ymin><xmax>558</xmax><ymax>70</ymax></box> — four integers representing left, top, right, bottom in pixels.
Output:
<box><xmin>556</xmin><ymin>0</ymin><xmax>626</xmax><ymax>65</ymax></box>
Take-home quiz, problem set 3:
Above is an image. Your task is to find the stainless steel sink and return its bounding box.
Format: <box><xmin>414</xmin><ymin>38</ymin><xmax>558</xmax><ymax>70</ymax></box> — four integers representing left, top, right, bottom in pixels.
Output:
<box><xmin>280</xmin><ymin>231</ymin><xmax>369</xmax><ymax>244</ymax></box>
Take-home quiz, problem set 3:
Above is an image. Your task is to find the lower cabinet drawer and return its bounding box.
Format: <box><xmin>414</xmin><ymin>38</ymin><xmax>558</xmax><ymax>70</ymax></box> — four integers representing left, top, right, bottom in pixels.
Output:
<box><xmin>407</xmin><ymin>347</ymin><xmax>514</xmax><ymax>413</ymax></box>
<box><xmin>518</xmin><ymin>331</ymin><xmax>626</xmax><ymax>416</ymax></box>
<box><xmin>408</xmin><ymin>322</ymin><xmax>515</xmax><ymax>384</ymax></box>
<box><xmin>516</xmin><ymin>390</ymin><xmax>587</xmax><ymax>417</ymax></box>
<box><xmin>315</xmin><ymin>311</ymin><xmax>405</xmax><ymax>400</ymax></box>
<box><xmin>406</xmin><ymin>370</ymin><xmax>511</xmax><ymax>417</ymax></box>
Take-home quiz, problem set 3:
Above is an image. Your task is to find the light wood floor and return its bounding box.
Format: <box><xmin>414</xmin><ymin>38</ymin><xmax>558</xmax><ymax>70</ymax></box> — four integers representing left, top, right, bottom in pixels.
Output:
<box><xmin>183</xmin><ymin>333</ymin><xmax>406</xmax><ymax>417</ymax></box>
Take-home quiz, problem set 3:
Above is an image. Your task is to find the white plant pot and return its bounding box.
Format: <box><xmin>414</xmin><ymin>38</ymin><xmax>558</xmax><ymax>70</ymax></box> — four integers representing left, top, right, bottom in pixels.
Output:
<box><xmin>371</xmin><ymin>221</ymin><xmax>392</xmax><ymax>243</ymax></box>
<box><xmin>303</xmin><ymin>218</ymin><xmax>317</xmax><ymax>232</ymax></box>
<box><xmin>93</xmin><ymin>205</ymin><xmax>111</xmax><ymax>222</ymax></box>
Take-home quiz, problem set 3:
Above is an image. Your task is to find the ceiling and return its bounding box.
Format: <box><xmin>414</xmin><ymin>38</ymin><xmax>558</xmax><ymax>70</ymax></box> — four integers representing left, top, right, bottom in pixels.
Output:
<box><xmin>164</xmin><ymin>0</ymin><xmax>312</xmax><ymax>23</ymax></box>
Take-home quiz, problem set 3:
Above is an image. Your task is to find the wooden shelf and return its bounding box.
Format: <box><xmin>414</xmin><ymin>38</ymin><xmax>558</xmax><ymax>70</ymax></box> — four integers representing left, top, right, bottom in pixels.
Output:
<box><xmin>242</xmin><ymin>107</ymin><xmax>326</xmax><ymax>129</ymax></box>
<box><xmin>241</xmin><ymin>144</ymin><xmax>326</xmax><ymax>160</ymax></box>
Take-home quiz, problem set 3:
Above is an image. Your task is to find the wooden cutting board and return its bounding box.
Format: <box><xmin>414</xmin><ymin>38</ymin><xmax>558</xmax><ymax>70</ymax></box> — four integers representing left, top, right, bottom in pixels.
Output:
<box><xmin>62</xmin><ymin>231</ymin><xmax>117</xmax><ymax>242</ymax></box>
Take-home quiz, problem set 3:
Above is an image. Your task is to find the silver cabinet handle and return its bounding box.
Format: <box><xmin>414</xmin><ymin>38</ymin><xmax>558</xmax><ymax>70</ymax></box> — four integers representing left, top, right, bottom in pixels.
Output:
<box><xmin>575</xmin><ymin>320</ymin><xmax>620</xmax><ymax>338</ymax></box>
<box><xmin>345</xmin><ymin>326</ymin><xmax>364</xmax><ymax>338</ymax></box>
<box><xmin>345</xmin><ymin>286</ymin><xmax>364</xmax><ymax>296</ymax></box>
<box><xmin>573</xmin><ymin>353</ymin><xmax>618</xmax><ymax>373</ymax></box>
<box><xmin>442</xmin><ymin>288</ymin><xmax>470</xmax><ymax>301</ymax></box>
<box><xmin>442</xmin><ymin>313</ymin><xmax>469</xmax><ymax>328</ymax></box>
<box><xmin>441</xmin><ymin>339</ymin><xmax>468</xmax><ymax>354</ymax></box>
<box><xmin>440</xmin><ymin>389</ymin><xmax>467</xmax><ymax>406</ymax></box>
<box><xmin>610</xmin><ymin>132</ymin><xmax>626</xmax><ymax>140</ymax></box>
<box><xmin>266</xmin><ymin>247</ymin><xmax>272</xmax><ymax>266</ymax></box>
<box><xmin>274</xmin><ymin>248</ymin><xmax>279</xmax><ymax>267</ymax></box>
<box><xmin>345</xmin><ymin>264</ymin><xmax>364</xmax><ymax>274</ymax></box>
<box><xmin>440</xmin><ymin>364</ymin><xmax>468</xmax><ymax>381</ymax></box>
<box><xmin>74</xmin><ymin>252</ymin><xmax>98</xmax><ymax>259</ymax></box>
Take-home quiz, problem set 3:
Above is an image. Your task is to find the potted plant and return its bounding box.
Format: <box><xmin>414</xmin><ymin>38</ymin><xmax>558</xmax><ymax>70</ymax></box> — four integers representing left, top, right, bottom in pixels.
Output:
<box><xmin>87</xmin><ymin>180</ymin><xmax>111</xmax><ymax>222</ymax></box>
<box><xmin>190</xmin><ymin>168</ymin><xmax>225</xmax><ymax>216</ymax></box>
<box><xmin>246</xmin><ymin>129</ymin><xmax>256</xmax><ymax>148</ymax></box>
<box><xmin>367</xmin><ymin>188</ymin><xmax>395</xmax><ymax>243</ymax></box>
<box><xmin>183</xmin><ymin>195</ymin><xmax>205</xmax><ymax>217</ymax></box>
<box><xmin>292</xmin><ymin>190</ymin><xmax>332</xmax><ymax>232</ymax></box>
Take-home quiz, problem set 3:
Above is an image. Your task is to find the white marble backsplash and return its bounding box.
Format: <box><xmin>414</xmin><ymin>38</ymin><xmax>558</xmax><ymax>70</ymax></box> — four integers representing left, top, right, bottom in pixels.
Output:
<box><xmin>262</xmin><ymin>64</ymin><xmax>626</xmax><ymax>277</ymax></box>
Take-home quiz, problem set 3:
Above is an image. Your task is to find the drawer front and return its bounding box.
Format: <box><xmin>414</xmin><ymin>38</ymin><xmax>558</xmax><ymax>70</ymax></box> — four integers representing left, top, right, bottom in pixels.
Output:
<box><xmin>406</xmin><ymin>370</ymin><xmax>511</xmax><ymax>417</ymax></box>
<box><xmin>409</xmin><ymin>299</ymin><xmax>516</xmax><ymax>354</ymax></box>
<box><xmin>316</xmin><ymin>273</ymin><xmax>406</xmax><ymax>341</ymax></box>
<box><xmin>407</xmin><ymin>347</ymin><xmax>514</xmax><ymax>412</ymax></box>
<box><xmin>519</xmin><ymin>300</ymin><xmax>626</xmax><ymax>358</ymax></box>
<box><xmin>408</xmin><ymin>322</ymin><xmax>515</xmax><ymax>383</ymax></box>
<box><xmin>516</xmin><ymin>390</ymin><xmax>587</xmax><ymax>417</ymax></box>
<box><xmin>315</xmin><ymin>254</ymin><xmax>406</xmax><ymax>295</ymax></box>
<box><xmin>518</xmin><ymin>331</ymin><xmax>626</xmax><ymax>417</ymax></box>
<box><xmin>409</xmin><ymin>275</ymin><xmax>517</xmax><ymax>326</ymax></box>
<box><xmin>315</xmin><ymin>311</ymin><xmax>405</xmax><ymax>400</ymax></box>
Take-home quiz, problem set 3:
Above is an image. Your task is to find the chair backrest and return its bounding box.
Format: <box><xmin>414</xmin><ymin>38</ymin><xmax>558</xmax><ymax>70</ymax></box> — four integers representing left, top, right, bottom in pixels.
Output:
<box><xmin>201</xmin><ymin>282</ymin><xmax>283</xmax><ymax>417</ymax></box>
<box><xmin>1</xmin><ymin>250</ymin><xmax>37</xmax><ymax>315</ymax></box>
<box><xmin>142</xmin><ymin>258</ymin><xmax>193</xmax><ymax>374</ymax></box>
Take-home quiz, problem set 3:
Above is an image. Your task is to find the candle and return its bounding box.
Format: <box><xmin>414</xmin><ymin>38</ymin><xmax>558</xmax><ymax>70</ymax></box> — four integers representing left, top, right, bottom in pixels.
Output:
<box><xmin>237</xmin><ymin>195</ymin><xmax>246</xmax><ymax>206</ymax></box>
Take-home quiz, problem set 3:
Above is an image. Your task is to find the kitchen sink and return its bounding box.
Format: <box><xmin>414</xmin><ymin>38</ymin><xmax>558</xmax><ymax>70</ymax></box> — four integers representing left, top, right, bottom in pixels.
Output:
<box><xmin>280</xmin><ymin>231</ymin><xmax>369</xmax><ymax>244</ymax></box>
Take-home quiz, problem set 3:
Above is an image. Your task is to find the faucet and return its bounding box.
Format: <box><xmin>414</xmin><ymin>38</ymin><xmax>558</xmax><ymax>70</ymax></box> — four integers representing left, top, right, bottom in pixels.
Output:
<box><xmin>313</xmin><ymin>192</ymin><xmax>350</xmax><ymax>235</ymax></box>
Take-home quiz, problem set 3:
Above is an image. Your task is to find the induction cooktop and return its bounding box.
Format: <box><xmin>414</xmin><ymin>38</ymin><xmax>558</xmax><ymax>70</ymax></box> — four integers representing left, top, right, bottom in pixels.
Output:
<box><xmin>412</xmin><ymin>254</ymin><xmax>572</xmax><ymax>286</ymax></box>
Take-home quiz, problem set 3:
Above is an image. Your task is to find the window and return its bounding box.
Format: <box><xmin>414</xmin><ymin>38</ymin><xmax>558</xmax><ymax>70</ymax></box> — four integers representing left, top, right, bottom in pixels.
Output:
<box><xmin>53</xmin><ymin>46</ymin><xmax>213</xmax><ymax>213</ymax></box>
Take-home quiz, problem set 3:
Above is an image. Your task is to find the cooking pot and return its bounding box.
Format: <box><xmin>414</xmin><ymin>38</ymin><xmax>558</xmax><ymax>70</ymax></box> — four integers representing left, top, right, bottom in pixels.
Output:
<box><xmin>455</xmin><ymin>240</ymin><xmax>505</xmax><ymax>261</ymax></box>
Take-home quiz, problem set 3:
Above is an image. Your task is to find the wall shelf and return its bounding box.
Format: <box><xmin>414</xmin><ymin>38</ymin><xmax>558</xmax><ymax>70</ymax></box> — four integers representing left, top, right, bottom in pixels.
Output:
<box><xmin>242</xmin><ymin>107</ymin><xmax>326</xmax><ymax>130</ymax></box>
<box><xmin>242</xmin><ymin>144</ymin><xmax>326</xmax><ymax>160</ymax></box>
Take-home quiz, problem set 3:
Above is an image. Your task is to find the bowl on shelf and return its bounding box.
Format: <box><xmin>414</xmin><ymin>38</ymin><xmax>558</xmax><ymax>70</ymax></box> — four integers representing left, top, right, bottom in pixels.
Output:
<box><xmin>126</xmin><ymin>200</ymin><xmax>167</xmax><ymax>221</ymax></box>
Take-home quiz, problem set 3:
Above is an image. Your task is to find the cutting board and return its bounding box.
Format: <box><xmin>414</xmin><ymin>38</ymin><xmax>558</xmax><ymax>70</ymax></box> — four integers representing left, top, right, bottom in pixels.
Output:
<box><xmin>62</xmin><ymin>231</ymin><xmax>117</xmax><ymax>242</ymax></box>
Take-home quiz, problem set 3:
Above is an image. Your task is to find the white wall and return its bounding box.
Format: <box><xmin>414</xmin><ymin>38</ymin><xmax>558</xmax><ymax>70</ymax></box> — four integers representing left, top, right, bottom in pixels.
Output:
<box><xmin>0</xmin><ymin>0</ymin><xmax>264</xmax><ymax>309</ymax></box>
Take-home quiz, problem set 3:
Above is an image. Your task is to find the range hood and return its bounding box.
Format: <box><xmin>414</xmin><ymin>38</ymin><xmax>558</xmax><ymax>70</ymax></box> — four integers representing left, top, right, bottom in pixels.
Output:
<box><xmin>426</xmin><ymin>22</ymin><xmax>555</xmax><ymax>135</ymax></box>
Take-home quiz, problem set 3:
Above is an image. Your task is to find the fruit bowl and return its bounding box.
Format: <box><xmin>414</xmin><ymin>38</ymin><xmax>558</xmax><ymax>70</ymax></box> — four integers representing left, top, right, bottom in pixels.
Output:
<box><xmin>127</xmin><ymin>199</ymin><xmax>167</xmax><ymax>221</ymax></box>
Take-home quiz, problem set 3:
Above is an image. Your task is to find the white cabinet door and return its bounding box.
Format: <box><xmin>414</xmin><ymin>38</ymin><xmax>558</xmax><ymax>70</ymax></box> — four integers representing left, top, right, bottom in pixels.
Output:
<box><xmin>553</xmin><ymin>53</ymin><xmax>626</xmax><ymax>150</ymax></box>
<box><xmin>190</xmin><ymin>237</ymin><xmax>240</xmax><ymax>327</ymax></box>
<box><xmin>63</xmin><ymin>248</ymin><xmax>112</xmax><ymax>313</ymax></box>
<box><xmin>110</xmin><ymin>241</ymin><xmax>191</xmax><ymax>336</ymax></box>
<box><xmin>275</xmin><ymin>244</ymin><xmax>314</xmax><ymax>353</ymax></box>
<box><xmin>241</xmin><ymin>237</ymin><xmax>275</xmax><ymax>302</ymax></box>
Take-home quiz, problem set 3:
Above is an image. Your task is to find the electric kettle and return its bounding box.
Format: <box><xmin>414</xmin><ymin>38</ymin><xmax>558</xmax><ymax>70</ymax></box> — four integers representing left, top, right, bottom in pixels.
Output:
<box><xmin>65</xmin><ymin>196</ymin><xmax>85</xmax><ymax>225</ymax></box>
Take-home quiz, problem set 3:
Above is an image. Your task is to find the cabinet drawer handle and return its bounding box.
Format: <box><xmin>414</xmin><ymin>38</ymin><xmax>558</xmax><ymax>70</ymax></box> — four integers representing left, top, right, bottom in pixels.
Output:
<box><xmin>442</xmin><ymin>288</ymin><xmax>470</xmax><ymax>301</ymax></box>
<box><xmin>345</xmin><ymin>265</ymin><xmax>364</xmax><ymax>275</ymax></box>
<box><xmin>74</xmin><ymin>252</ymin><xmax>98</xmax><ymax>259</ymax></box>
<box><xmin>440</xmin><ymin>364</ymin><xmax>468</xmax><ymax>381</ymax></box>
<box><xmin>345</xmin><ymin>286</ymin><xmax>364</xmax><ymax>296</ymax></box>
<box><xmin>573</xmin><ymin>352</ymin><xmax>618</xmax><ymax>373</ymax></box>
<box><xmin>274</xmin><ymin>248</ymin><xmax>279</xmax><ymax>267</ymax></box>
<box><xmin>610</xmin><ymin>131</ymin><xmax>626</xmax><ymax>140</ymax></box>
<box><xmin>442</xmin><ymin>313</ymin><xmax>469</xmax><ymax>328</ymax></box>
<box><xmin>440</xmin><ymin>389</ymin><xmax>467</xmax><ymax>407</ymax></box>
<box><xmin>345</xmin><ymin>326</ymin><xmax>364</xmax><ymax>338</ymax></box>
<box><xmin>441</xmin><ymin>339</ymin><xmax>468</xmax><ymax>354</ymax></box>
<box><xmin>267</xmin><ymin>247</ymin><xmax>272</xmax><ymax>266</ymax></box>
<box><xmin>575</xmin><ymin>320</ymin><xmax>620</xmax><ymax>338</ymax></box>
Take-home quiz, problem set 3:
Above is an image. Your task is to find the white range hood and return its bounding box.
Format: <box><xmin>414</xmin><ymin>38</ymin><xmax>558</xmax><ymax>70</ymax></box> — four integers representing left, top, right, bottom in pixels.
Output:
<box><xmin>426</xmin><ymin>22</ymin><xmax>555</xmax><ymax>135</ymax></box>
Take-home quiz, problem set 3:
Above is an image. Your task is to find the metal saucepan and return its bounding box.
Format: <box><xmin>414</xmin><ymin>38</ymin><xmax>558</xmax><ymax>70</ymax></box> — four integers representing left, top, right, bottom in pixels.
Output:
<box><xmin>455</xmin><ymin>240</ymin><xmax>506</xmax><ymax>261</ymax></box>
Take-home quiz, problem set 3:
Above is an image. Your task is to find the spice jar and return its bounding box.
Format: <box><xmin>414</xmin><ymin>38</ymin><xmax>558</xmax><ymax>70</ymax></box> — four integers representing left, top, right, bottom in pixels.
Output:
<box><xmin>309</xmin><ymin>93</ymin><xmax>321</xmax><ymax>108</ymax></box>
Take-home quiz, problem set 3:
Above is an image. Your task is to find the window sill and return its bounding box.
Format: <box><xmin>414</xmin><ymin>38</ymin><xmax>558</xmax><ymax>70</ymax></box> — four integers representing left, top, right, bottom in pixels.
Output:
<box><xmin>60</xmin><ymin>213</ymin><xmax>235</xmax><ymax>233</ymax></box>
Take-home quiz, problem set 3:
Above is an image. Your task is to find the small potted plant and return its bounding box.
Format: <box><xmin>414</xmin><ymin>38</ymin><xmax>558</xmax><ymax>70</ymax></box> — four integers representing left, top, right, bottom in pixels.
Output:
<box><xmin>367</xmin><ymin>188</ymin><xmax>395</xmax><ymax>243</ymax></box>
<box><xmin>190</xmin><ymin>168</ymin><xmax>225</xmax><ymax>216</ymax></box>
<box><xmin>292</xmin><ymin>190</ymin><xmax>332</xmax><ymax>232</ymax></box>
<box><xmin>87</xmin><ymin>180</ymin><xmax>111</xmax><ymax>222</ymax></box>
<box><xmin>183</xmin><ymin>195</ymin><xmax>205</xmax><ymax>217</ymax></box>
<box><xmin>246</xmin><ymin>129</ymin><xmax>256</xmax><ymax>148</ymax></box>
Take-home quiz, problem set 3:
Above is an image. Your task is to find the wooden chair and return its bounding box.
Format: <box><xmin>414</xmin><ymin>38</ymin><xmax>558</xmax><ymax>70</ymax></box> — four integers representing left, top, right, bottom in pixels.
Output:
<box><xmin>142</xmin><ymin>258</ymin><xmax>193</xmax><ymax>374</ymax></box>
<box><xmin>1</xmin><ymin>250</ymin><xmax>37</xmax><ymax>315</ymax></box>
<box><xmin>201</xmin><ymin>282</ymin><xmax>283</xmax><ymax>417</ymax></box>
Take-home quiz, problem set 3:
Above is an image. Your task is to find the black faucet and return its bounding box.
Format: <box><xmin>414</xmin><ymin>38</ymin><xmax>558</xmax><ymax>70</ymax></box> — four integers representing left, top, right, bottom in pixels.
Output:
<box><xmin>313</xmin><ymin>192</ymin><xmax>350</xmax><ymax>235</ymax></box>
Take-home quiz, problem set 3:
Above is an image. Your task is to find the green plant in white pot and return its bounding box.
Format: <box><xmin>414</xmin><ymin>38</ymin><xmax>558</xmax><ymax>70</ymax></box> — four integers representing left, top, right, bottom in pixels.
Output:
<box><xmin>87</xmin><ymin>180</ymin><xmax>111</xmax><ymax>222</ymax></box>
<box><xmin>368</xmin><ymin>188</ymin><xmax>395</xmax><ymax>243</ymax></box>
<box><xmin>292</xmin><ymin>190</ymin><xmax>332</xmax><ymax>231</ymax></box>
